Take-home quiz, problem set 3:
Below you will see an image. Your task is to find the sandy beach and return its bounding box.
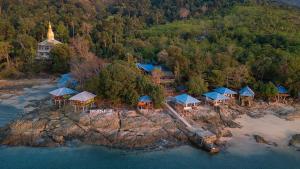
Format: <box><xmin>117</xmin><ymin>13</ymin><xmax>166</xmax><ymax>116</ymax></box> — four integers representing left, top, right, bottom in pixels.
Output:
<box><xmin>226</xmin><ymin>112</ymin><xmax>300</xmax><ymax>155</ymax></box>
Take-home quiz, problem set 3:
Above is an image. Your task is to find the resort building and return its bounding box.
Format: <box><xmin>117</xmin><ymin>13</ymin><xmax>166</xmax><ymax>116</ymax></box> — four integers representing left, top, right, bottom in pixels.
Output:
<box><xmin>203</xmin><ymin>92</ymin><xmax>229</xmax><ymax>106</ymax></box>
<box><xmin>69</xmin><ymin>91</ymin><xmax>96</xmax><ymax>112</ymax></box>
<box><xmin>136</xmin><ymin>63</ymin><xmax>161</xmax><ymax>74</ymax></box>
<box><xmin>137</xmin><ymin>95</ymin><xmax>153</xmax><ymax>110</ymax></box>
<box><xmin>137</xmin><ymin>63</ymin><xmax>175</xmax><ymax>95</ymax></box>
<box><xmin>36</xmin><ymin>22</ymin><xmax>62</xmax><ymax>59</ymax></box>
<box><xmin>213</xmin><ymin>87</ymin><xmax>237</xmax><ymax>98</ymax></box>
<box><xmin>173</xmin><ymin>93</ymin><xmax>201</xmax><ymax>110</ymax></box>
<box><xmin>49</xmin><ymin>87</ymin><xmax>77</xmax><ymax>107</ymax></box>
<box><xmin>239</xmin><ymin>86</ymin><xmax>255</xmax><ymax>106</ymax></box>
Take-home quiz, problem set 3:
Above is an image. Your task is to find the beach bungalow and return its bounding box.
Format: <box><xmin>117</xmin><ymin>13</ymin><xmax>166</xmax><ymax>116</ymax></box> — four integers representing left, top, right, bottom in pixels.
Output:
<box><xmin>203</xmin><ymin>92</ymin><xmax>229</xmax><ymax>106</ymax></box>
<box><xmin>137</xmin><ymin>95</ymin><xmax>153</xmax><ymax>110</ymax></box>
<box><xmin>69</xmin><ymin>91</ymin><xmax>96</xmax><ymax>112</ymax></box>
<box><xmin>239</xmin><ymin>86</ymin><xmax>255</xmax><ymax>106</ymax></box>
<box><xmin>173</xmin><ymin>93</ymin><xmax>201</xmax><ymax>110</ymax></box>
<box><xmin>276</xmin><ymin>85</ymin><xmax>289</xmax><ymax>103</ymax></box>
<box><xmin>49</xmin><ymin>87</ymin><xmax>77</xmax><ymax>107</ymax></box>
<box><xmin>213</xmin><ymin>87</ymin><xmax>237</xmax><ymax>98</ymax></box>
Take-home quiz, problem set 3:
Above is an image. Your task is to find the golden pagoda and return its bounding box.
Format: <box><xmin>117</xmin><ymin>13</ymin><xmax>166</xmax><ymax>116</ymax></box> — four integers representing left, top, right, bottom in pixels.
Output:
<box><xmin>36</xmin><ymin>22</ymin><xmax>62</xmax><ymax>59</ymax></box>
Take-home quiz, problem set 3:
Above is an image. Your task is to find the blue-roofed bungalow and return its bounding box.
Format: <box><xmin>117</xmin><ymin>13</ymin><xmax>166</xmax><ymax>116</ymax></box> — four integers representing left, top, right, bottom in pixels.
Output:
<box><xmin>173</xmin><ymin>94</ymin><xmax>201</xmax><ymax>110</ymax></box>
<box><xmin>136</xmin><ymin>63</ymin><xmax>161</xmax><ymax>74</ymax></box>
<box><xmin>276</xmin><ymin>85</ymin><xmax>289</xmax><ymax>103</ymax></box>
<box><xmin>239</xmin><ymin>86</ymin><xmax>255</xmax><ymax>106</ymax></box>
<box><xmin>58</xmin><ymin>73</ymin><xmax>78</xmax><ymax>88</ymax></box>
<box><xmin>137</xmin><ymin>95</ymin><xmax>153</xmax><ymax>110</ymax></box>
<box><xmin>203</xmin><ymin>92</ymin><xmax>229</xmax><ymax>106</ymax></box>
<box><xmin>214</xmin><ymin>87</ymin><xmax>237</xmax><ymax>98</ymax></box>
<box><xmin>49</xmin><ymin>87</ymin><xmax>77</xmax><ymax>107</ymax></box>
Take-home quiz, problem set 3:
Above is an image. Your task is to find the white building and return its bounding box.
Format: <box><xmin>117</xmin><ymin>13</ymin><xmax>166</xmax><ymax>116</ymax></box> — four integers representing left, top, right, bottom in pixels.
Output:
<box><xmin>36</xmin><ymin>22</ymin><xmax>62</xmax><ymax>59</ymax></box>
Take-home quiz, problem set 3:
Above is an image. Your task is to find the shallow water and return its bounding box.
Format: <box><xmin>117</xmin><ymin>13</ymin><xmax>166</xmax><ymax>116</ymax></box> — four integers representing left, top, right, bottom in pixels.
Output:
<box><xmin>0</xmin><ymin>83</ymin><xmax>300</xmax><ymax>169</ymax></box>
<box><xmin>0</xmin><ymin>146</ymin><xmax>299</xmax><ymax>169</ymax></box>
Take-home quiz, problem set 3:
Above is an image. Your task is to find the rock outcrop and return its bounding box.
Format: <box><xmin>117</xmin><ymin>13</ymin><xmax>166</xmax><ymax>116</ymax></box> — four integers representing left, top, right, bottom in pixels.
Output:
<box><xmin>289</xmin><ymin>134</ymin><xmax>300</xmax><ymax>148</ymax></box>
<box><xmin>0</xmin><ymin>107</ymin><xmax>188</xmax><ymax>149</ymax></box>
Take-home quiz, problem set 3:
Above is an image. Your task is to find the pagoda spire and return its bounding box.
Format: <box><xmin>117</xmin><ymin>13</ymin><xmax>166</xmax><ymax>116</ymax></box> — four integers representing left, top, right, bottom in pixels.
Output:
<box><xmin>47</xmin><ymin>22</ymin><xmax>55</xmax><ymax>40</ymax></box>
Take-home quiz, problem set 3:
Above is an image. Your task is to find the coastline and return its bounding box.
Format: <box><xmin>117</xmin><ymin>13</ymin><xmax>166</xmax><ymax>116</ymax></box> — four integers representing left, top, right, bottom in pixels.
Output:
<box><xmin>0</xmin><ymin>78</ymin><xmax>300</xmax><ymax>153</ymax></box>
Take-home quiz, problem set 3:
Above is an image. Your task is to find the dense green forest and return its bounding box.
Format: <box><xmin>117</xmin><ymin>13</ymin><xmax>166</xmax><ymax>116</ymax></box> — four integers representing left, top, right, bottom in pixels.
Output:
<box><xmin>0</xmin><ymin>0</ymin><xmax>299</xmax><ymax>106</ymax></box>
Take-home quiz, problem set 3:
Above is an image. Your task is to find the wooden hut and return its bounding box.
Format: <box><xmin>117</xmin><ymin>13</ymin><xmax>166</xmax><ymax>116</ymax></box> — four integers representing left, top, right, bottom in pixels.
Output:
<box><xmin>239</xmin><ymin>86</ymin><xmax>255</xmax><ymax>106</ymax></box>
<box><xmin>137</xmin><ymin>95</ymin><xmax>153</xmax><ymax>110</ymax></box>
<box><xmin>276</xmin><ymin>85</ymin><xmax>289</xmax><ymax>103</ymax></box>
<box><xmin>203</xmin><ymin>92</ymin><xmax>229</xmax><ymax>106</ymax></box>
<box><xmin>69</xmin><ymin>91</ymin><xmax>96</xmax><ymax>112</ymax></box>
<box><xmin>49</xmin><ymin>87</ymin><xmax>77</xmax><ymax>107</ymax></box>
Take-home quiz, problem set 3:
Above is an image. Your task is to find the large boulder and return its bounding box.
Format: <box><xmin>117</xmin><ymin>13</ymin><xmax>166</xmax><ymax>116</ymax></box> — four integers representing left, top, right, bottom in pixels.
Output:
<box><xmin>289</xmin><ymin>134</ymin><xmax>300</xmax><ymax>148</ymax></box>
<box><xmin>253</xmin><ymin>135</ymin><xmax>270</xmax><ymax>145</ymax></box>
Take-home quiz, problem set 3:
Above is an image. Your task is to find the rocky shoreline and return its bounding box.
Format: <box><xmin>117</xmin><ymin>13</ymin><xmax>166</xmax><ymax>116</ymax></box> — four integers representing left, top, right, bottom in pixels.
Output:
<box><xmin>0</xmin><ymin>79</ymin><xmax>300</xmax><ymax>152</ymax></box>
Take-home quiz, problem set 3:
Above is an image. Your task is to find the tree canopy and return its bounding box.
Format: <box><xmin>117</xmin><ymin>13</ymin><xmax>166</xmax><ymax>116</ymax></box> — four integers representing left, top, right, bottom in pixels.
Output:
<box><xmin>0</xmin><ymin>0</ymin><xmax>300</xmax><ymax>105</ymax></box>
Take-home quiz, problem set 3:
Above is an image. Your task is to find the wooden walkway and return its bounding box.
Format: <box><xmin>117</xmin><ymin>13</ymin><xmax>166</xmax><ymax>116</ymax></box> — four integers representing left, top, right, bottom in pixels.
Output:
<box><xmin>164</xmin><ymin>102</ymin><xmax>216</xmax><ymax>143</ymax></box>
<box><xmin>164</xmin><ymin>103</ymin><xmax>192</xmax><ymax>128</ymax></box>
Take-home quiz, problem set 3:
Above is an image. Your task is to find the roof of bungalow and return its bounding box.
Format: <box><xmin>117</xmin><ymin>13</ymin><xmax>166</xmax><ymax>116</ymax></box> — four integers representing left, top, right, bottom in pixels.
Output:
<box><xmin>69</xmin><ymin>91</ymin><xmax>96</xmax><ymax>102</ymax></box>
<box><xmin>214</xmin><ymin>87</ymin><xmax>237</xmax><ymax>95</ymax></box>
<box><xmin>58</xmin><ymin>73</ymin><xmax>78</xmax><ymax>88</ymax></box>
<box><xmin>174</xmin><ymin>94</ymin><xmax>200</xmax><ymax>105</ymax></box>
<box><xmin>136</xmin><ymin>63</ymin><xmax>161</xmax><ymax>73</ymax></box>
<box><xmin>49</xmin><ymin>87</ymin><xmax>77</xmax><ymax>97</ymax></box>
<box><xmin>203</xmin><ymin>92</ymin><xmax>229</xmax><ymax>101</ymax></box>
<box><xmin>139</xmin><ymin>95</ymin><xmax>152</xmax><ymax>103</ymax></box>
<box><xmin>277</xmin><ymin>85</ymin><xmax>288</xmax><ymax>94</ymax></box>
<box><xmin>239</xmin><ymin>86</ymin><xmax>255</xmax><ymax>97</ymax></box>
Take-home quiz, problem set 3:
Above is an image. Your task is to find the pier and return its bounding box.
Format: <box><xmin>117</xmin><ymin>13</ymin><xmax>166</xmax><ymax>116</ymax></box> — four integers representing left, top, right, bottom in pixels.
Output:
<box><xmin>164</xmin><ymin>102</ymin><xmax>219</xmax><ymax>153</ymax></box>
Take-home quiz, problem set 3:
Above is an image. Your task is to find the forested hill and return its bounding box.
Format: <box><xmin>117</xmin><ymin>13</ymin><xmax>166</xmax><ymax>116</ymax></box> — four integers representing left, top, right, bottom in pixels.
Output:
<box><xmin>0</xmin><ymin>0</ymin><xmax>300</xmax><ymax>105</ymax></box>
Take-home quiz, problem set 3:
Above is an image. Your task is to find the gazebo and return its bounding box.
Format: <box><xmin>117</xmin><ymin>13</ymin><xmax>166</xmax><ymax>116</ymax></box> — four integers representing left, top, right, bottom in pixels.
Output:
<box><xmin>203</xmin><ymin>92</ymin><xmax>229</xmax><ymax>106</ymax></box>
<box><xmin>276</xmin><ymin>85</ymin><xmax>289</xmax><ymax>103</ymax></box>
<box><xmin>214</xmin><ymin>87</ymin><xmax>237</xmax><ymax>98</ymax></box>
<box><xmin>239</xmin><ymin>86</ymin><xmax>255</xmax><ymax>106</ymax></box>
<box><xmin>173</xmin><ymin>94</ymin><xmax>200</xmax><ymax>110</ymax></box>
<box><xmin>137</xmin><ymin>95</ymin><xmax>153</xmax><ymax>110</ymax></box>
<box><xmin>69</xmin><ymin>91</ymin><xmax>96</xmax><ymax>112</ymax></box>
<box><xmin>49</xmin><ymin>87</ymin><xmax>77</xmax><ymax>107</ymax></box>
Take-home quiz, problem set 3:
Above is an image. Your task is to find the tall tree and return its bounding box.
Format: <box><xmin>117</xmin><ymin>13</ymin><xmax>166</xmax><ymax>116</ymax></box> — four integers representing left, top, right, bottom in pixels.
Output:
<box><xmin>0</xmin><ymin>42</ymin><xmax>11</xmax><ymax>67</ymax></box>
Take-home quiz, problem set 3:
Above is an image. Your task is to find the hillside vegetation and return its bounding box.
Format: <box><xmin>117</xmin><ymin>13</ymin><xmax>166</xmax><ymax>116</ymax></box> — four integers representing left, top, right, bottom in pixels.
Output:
<box><xmin>0</xmin><ymin>0</ymin><xmax>299</xmax><ymax>105</ymax></box>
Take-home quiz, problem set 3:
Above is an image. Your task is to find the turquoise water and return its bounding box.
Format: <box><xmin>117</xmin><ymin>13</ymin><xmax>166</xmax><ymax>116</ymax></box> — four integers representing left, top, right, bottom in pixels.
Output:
<box><xmin>0</xmin><ymin>146</ymin><xmax>299</xmax><ymax>169</ymax></box>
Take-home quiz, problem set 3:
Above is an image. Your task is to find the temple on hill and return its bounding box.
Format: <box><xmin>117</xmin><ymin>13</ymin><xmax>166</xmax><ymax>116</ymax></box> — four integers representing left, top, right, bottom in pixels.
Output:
<box><xmin>36</xmin><ymin>22</ymin><xmax>62</xmax><ymax>59</ymax></box>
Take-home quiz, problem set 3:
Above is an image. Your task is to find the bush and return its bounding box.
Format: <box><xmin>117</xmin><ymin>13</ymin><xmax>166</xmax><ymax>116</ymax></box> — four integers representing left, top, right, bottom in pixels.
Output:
<box><xmin>0</xmin><ymin>67</ymin><xmax>23</xmax><ymax>79</ymax></box>
<box><xmin>85</xmin><ymin>61</ymin><xmax>165</xmax><ymax>107</ymax></box>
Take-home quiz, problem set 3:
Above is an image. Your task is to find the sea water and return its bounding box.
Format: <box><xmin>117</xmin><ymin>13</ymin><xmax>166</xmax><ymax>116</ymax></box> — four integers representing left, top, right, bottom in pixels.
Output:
<box><xmin>0</xmin><ymin>145</ymin><xmax>299</xmax><ymax>169</ymax></box>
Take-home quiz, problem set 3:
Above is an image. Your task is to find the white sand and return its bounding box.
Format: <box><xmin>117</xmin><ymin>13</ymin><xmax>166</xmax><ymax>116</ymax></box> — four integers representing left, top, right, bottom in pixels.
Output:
<box><xmin>226</xmin><ymin>114</ymin><xmax>300</xmax><ymax>155</ymax></box>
